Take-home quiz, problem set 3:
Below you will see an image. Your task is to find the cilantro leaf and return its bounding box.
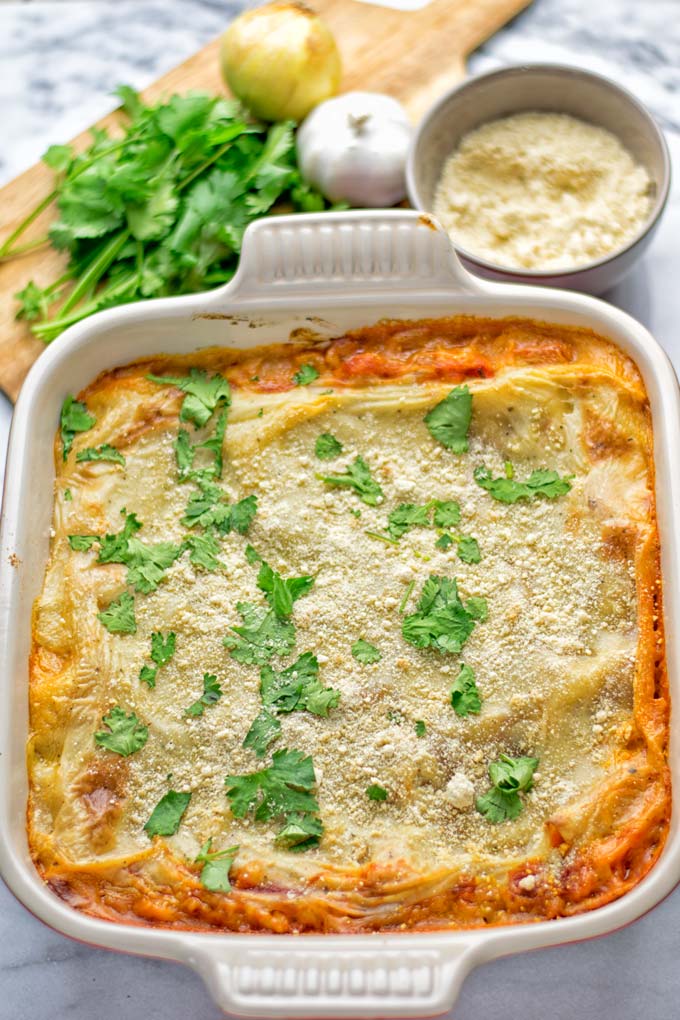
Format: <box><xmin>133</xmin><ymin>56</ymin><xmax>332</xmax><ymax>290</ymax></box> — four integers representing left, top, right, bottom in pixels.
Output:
<box><xmin>185</xmin><ymin>673</ymin><xmax>223</xmax><ymax>717</ymax></box>
<box><xmin>260</xmin><ymin>652</ymin><xmax>339</xmax><ymax>718</ymax></box>
<box><xmin>60</xmin><ymin>395</ymin><xmax>96</xmax><ymax>460</ymax></box>
<box><xmin>98</xmin><ymin>592</ymin><xmax>136</xmax><ymax>634</ymax></box>
<box><xmin>125</xmin><ymin>537</ymin><xmax>184</xmax><ymax>592</ymax></box>
<box><xmin>450</xmin><ymin>663</ymin><xmax>482</xmax><ymax>717</ymax></box>
<box><xmin>387</xmin><ymin>503</ymin><xmax>430</xmax><ymax>540</ymax></box>
<box><xmin>320</xmin><ymin>456</ymin><xmax>384</xmax><ymax>506</ymax></box>
<box><xmin>230</xmin><ymin>495</ymin><xmax>258</xmax><ymax>534</ymax></box>
<box><xmin>64</xmin><ymin>489</ymin><xmax>72</xmax><ymax>502</ymax></box>
<box><xmin>68</xmin><ymin>535</ymin><xmax>97</xmax><ymax>551</ymax></box>
<box><xmin>415</xmin><ymin>720</ymin><xmax>427</xmax><ymax>737</ymax></box>
<box><xmin>457</xmin><ymin>536</ymin><xmax>481</xmax><ymax>564</ymax></box>
<box><xmin>476</xmin><ymin>754</ymin><xmax>539</xmax><ymax>823</ymax></box>
<box><xmin>431</xmin><ymin>500</ymin><xmax>461</xmax><ymax>529</ymax></box>
<box><xmin>466</xmin><ymin>596</ymin><xmax>488</xmax><ymax>621</ymax></box>
<box><xmin>351</xmin><ymin>639</ymin><xmax>382</xmax><ymax>664</ymax></box>
<box><xmin>366</xmin><ymin>784</ymin><xmax>388</xmax><ymax>801</ymax></box>
<box><xmin>474</xmin><ymin>464</ymin><xmax>573</xmax><ymax>504</ymax></box>
<box><xmin>275</xmin><ymin>813</ymin><xmax>324</xmax><ymax>852</ymax></box>
<box><xmin>315</xmin><ymin>433</ymin><xmax>343</xmax><ymax>460</ymax></box>
<box><xmin>183</xmin><ymin>531</ymin><xmax>222</xmax><ymax>572</ymax></box>
<box><xmin>76</xmin><ymin>444</ymin><xmax>125</xmax><ymax>465</ymax></box>
<box><xmin>256</xmin><ymin>561</ymin><xmax>314</xmax><ymax>619</ymax></box>
<box><xmin>98</xmin><ymin>510</ymin><xmax>142</xmax><ymax>562</ymax></box>
<box><xmin>225</xmin><ymin>748</ymin><xmax>322</xmax><ymax>850</ymax></box>
<box><xmin>424</xmin><ymin>385</ymin><xmax>472</xmax><ymax>454</ymax></box>
<box><xmin>182</xmin><ymin>480</ymin><xmax>257</xmax><ymax>535</ymax></box>
<box><xmin>195</xmin><ymin>839</ymin><xmax>239</xmax><ymax>893</ymax></box>
<box><xmin>147</xmin><ymin>368</ymin><xmax>231</xmax><ymax>428</ymax></box>
<box><xmin>139</xmin><ymin>631</ymin><xmax>175</xmax><ymax>688</ymax></box>
<box><xmin>95</xmin><ymin>706</ymin><xmax>148</xmax><ymax>756</ymax></box>
<box><xmin>225</xmin><ymin>602</ymin><xmax>296</xmax><ymax>664</ymax></box>
<box><xmin>402</xmin><ymin>575</ymin><xmax>484</xmax><ymax>655</ymax></box>
<box><xmin>435</xmin><ymin>533</ymin><xmax>454</xmax><ymax>551</ymax></box>
<box><xmin>245</xmin><ymin>544</ymin><xmax>262</xmax><ymax>565</ymax></box>
<box><xmin>243</xmin><ymin>709</ymin><xmax>281</xmax><ymax>758</ymax></box>
<box><xmin>151</xmin><ymin>630</ymin><xmax>176</xmax><ymax>667</ymax></box>
<box><xmin>293</xmin><ymin>364</ymin><xmax>320</xmax><ymax>386</ymax></box>
<box><xmin>144</xmin><ymin>790</ymin><xmax>192</xmax><ymax>837</ymax></box>
<box><xmin>476</xmin><ymin>787</ymin><xmax>524</xmax><ymax>824</ymax></box>
<box><xmin>174</xmin><ymin>429</ymin><xmax>195</xmax><ymax>479</ymax></box>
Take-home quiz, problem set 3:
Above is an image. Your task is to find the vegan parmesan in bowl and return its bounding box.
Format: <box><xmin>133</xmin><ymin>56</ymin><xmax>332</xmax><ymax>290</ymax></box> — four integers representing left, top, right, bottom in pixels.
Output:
<box><xmin>432</xmin><ymin>112</ymin><xmax>653</xmax><ymax>272</ymax></box>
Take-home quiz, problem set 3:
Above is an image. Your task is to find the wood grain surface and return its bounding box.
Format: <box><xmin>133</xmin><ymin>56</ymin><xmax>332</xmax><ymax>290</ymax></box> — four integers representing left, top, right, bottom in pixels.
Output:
<box><xmin>0</xmin><ymin>0</ymin><xmax>530</xmax><ymax>402</ymax></box>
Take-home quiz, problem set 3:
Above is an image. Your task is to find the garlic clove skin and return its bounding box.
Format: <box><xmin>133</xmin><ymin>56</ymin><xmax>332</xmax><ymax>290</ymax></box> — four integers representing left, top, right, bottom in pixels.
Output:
<box><xmin>296</xmin><ymin>91</ymin><xmax>414</xmax><ymax>207</ymax></box>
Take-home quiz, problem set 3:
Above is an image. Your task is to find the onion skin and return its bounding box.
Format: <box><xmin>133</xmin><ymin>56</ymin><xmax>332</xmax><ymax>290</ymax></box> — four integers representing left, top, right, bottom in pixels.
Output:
<box><xmin>220</xmin><ymin>2</ymin><xmax>342</xmax><ymax>123</ymax></box>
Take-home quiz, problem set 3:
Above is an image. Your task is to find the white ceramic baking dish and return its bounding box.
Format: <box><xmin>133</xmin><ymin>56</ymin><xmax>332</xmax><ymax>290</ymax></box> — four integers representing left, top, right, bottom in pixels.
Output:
<box><xmin>0</xmin><ymin>211</ymin><xmax>679</xmax><ymax>1019</ymax></box>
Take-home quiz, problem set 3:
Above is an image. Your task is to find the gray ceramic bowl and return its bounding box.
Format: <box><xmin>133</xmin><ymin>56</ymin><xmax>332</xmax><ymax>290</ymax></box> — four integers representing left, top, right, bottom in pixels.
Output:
<box><xmin>406</xmin><ymin>64</ymin><xmax>670</xmax><ymax>294</ymax></box>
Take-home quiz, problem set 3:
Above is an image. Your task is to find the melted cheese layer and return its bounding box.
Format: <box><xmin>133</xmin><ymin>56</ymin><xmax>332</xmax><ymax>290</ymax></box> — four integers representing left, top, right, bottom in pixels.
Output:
<box><xmin>28</xmin><ymin>316</ymin><xmax>669</xmax><ymax>932</ymax></box>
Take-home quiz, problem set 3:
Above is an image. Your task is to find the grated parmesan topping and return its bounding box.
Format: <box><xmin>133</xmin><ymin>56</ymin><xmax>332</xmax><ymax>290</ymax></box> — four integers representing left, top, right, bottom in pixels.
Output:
<box><xmin>35</xmin><ymin>370</ymin><xmax>648</xmax><ymax>880</ymax></box>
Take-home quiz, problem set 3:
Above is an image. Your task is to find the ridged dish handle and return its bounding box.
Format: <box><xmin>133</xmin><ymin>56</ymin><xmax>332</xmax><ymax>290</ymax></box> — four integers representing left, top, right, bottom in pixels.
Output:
<box><xmin>215</xmin><ymin>210</ymin><xmax>483</xmax><ymax>303</ymax></box>
<box><xmin>188</xmin><ymin>938</ymin><xmax>479</xmax><ymax>1018</ymax></box>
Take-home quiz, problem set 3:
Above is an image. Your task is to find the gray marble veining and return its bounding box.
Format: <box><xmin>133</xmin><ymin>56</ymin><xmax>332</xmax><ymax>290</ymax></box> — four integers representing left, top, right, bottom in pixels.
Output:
<box><xmin>1</xmin><ymin>1</ymin><xmax>679</xmax><ymax>1018</ymax></box>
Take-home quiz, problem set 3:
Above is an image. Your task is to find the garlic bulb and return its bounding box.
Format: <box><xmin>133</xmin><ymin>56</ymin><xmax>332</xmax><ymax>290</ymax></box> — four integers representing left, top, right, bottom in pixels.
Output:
<box><xmin>296</xmin><ymin>91</ymin><xmax>413</xmax><ymax>207</ymax></box>
<box><xmin>220</xmin><ymin>2</ymin><xmax>341</xmax><ymax>123</ymax></box>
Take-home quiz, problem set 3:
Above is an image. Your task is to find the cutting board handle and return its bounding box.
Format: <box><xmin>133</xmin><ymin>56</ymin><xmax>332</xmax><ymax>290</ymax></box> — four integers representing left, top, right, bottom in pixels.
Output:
<box><xmin>213</xmin><ymin>210</ymin><xmax>485</xmax><ymax>305</ymax></box>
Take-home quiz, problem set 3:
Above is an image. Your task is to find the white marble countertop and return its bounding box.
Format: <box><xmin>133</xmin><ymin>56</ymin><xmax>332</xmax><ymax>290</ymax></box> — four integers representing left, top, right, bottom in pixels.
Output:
<box><xmin>1</xmin><ymin>1</ymin><xmax>679</xmax><ymax>1018</ymax></box>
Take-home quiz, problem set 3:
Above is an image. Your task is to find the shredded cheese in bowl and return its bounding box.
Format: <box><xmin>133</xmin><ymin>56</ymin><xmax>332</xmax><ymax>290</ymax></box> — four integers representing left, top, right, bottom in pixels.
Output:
<box><xmin>433</xmin><ymin>112</ymin><xmax>652</xmax><ymax>272</ymax></box>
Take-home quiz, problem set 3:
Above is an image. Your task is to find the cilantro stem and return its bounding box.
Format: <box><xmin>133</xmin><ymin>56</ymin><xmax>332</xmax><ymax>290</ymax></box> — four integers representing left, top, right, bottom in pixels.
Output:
<box><xmin>399</xmin><ymin>579</ymin><xmax>415</xmax><ymax>614</ymax></box>
<box><xmin>177</xmin><ymin>140</ymin><xmax>235</xmax><ymax>192</ymax></box>
<box><xmin>0</xmin><ymin>190</ymin><xmax>57</xmax><ymax>259</ymax></box>
<box><xmin>0</xmin><ymin>236</ymin><xmax>51</xmax><ymax>262</ymax></box>
<box><xmin>365</xmin><ymin>530</ymin><xmax>399</xmax><ymax>546</ymax></box>
<box><xmin>57</xmin><ymin>230</ymin><xmax>131</xmax><ymax>319</ymax></box>
<box><xmin>33</xmin><ymin>273</ymin><xmax>137</xmax><ymax>342</ymax></box>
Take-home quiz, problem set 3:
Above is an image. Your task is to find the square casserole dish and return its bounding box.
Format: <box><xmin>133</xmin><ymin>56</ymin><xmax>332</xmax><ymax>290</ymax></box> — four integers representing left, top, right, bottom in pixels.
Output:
<box><xmin>1</xmin><ymin>210</ymin><xmax>679</xmax><ymax>1019</ymax></box>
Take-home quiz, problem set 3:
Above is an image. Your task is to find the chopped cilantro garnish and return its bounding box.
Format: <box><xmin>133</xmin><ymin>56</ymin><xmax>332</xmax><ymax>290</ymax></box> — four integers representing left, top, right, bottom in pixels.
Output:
<box><xmin>98</xmin><ymin>591</ymin><xmax>136</xmax><ymax>634</ymax></box>
<box><xmin>63</xmin><ymin>488</ymin><xmax>72</xmax><ymax>501</ymax></box>
<box><xmin>435</xmin><ymin>533</ymin><xmax>454</xmax><ymax>551</ymax></box>
<box><xmin>256</xmin><ymin>561</ymin><xmax>314</xmax><ymax>619</ymax></box>
<box><xmin>245</xmin><ymin>543</ymin><xmax>262</xmax><ymax>565</ymax></box>
<box><xmin>95</xmin><ymin>706</ymin><xmax>148</xmax><ymax>756</ymax></box>
<box><xmin>474</xmin><ymin>464</ymin><xmax>573</xmax><ymax>504</ymax></box>
<box><xmin>144</xmin><ymin>790</ymin><xmax>192</xmax><ymax>837</ymax></box>
<box><xmin>457</xmin><ymin>536</ymin><xmax>481</xmax><ymax>564</ymax></box>
<box><xmin>261</xmin><ymin>652</ymin><xmax>339</xmax><ymax>717</ymax></box>
<box><xmin>225</xmin><ymin>748</ymin><xmax>323</xmax><ymax>851</ymax></box>
<box><xmin>476</xmin><ymin>754</ymin><xmax>539</xmax><ymax>823</ymax></box>
<box><xmin>174</xmin><ymin>429</ymin><xmax>195</xmax><ymax>479</ymax></box>
<box><xmin>68</xmin><ymin>535</ymin><xmax>97</xmax><ymax>551</ymax></box>
<box><xmin>315</xmin><ymin>433</ymin><xmax>343</xmax><ymax>460</ymax></box>
<box><xmin>351</xmin><ymin>639</ymin><xmax>382</xmax><ymax>664</ymax></box>
<box><xmin>225</xmin><ymin>602</ymin><xmax>296</xmax><ymax>664</ymax></box>
<box><xmin>98</xmin><ymin>510</ymin><xmax>183</xmax><ymax>593</ymax></box>
<box><xmin>60</xmin><ymin>395</ymin><xmax>96</xmax><ymax>460</ymax></box>
<box><xmin>466</xmin><ymin>596</ymin><xmax>488</xmax><ymax>621</ymax></box>
<box><xmin>195</xmin><ymin>839</ymin><xmax>239</xmax><ymax>893</ymax></box>
<box><xmin>320</xmin><ymin>455</ymin><xmax>383</xmax><ymax>506</ymax></box>
<box><xmin>366</xmin><ymin>784</ymin><xmax>388</xmax><ymax>801</ymax></box>
<box><xmin>424</xmin><ymin>385</ymin><xmax>472</xmax><ymax>454</ymax></box>
<box><xmin>76</xmin><ymin>444</ymin><xmax>125</xmax><ymax>465</ymax></box>
<box><xmin>185</xmin><ymin>673</ymin><xmax>223</xmax><ymax>717</ymax></box>
<box><xmin>183</xmin><ymin>531</ymin><xmax>222</xmax><ymax>571</ymax></box>
<box><xmin>387</xmin><ymin>503</ymin><xmax>430</xmax><ymax>540</ymax></box>
<box><xmin>415</xmin><ymin>720</ymin><xmax>427</xmax><ymax>737</ymax></box>
<box><xmin>450</xmin><ymin>663</ymin><xmax>482</xmax><ymax>717</ymax></box>
<box><xmin>293</xmin><ymin>364</ymin><xmax>320</xmax><ymax>386</ymax></box>
<box><xmin>243</xmin><ymin>709</ymin><xmax>281</xmax><ymax>758</ymax></box>
<box><xmin>431</xmin><ymin>499</ymin><xmax>461</xmax><ymax>529</ymax></box>
<box><xmin>402</xmin><ymin>575</ymin><xmax>485</xmax><ymax>655</ymax></box>
<box><xmin>139</xmin><ymin>630</ymin><xmax>175</xmax><ymax>688</ymax></box>
<box><xmin>182</xmin><ymin>478</ymin><xmax>257</xmax><ymax>535</ymax></box>
<box><xmin>147</xmin><ymin>368</ymin><xmax>231</xmax><ymax>428</ymax></box>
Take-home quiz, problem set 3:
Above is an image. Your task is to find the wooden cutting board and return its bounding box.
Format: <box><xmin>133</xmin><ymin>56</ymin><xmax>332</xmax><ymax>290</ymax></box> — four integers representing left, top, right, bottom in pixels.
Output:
<box><xmin>0</xmin><ymin>0</ymin><xmax>531</xmax><ymax>402</ymax></box>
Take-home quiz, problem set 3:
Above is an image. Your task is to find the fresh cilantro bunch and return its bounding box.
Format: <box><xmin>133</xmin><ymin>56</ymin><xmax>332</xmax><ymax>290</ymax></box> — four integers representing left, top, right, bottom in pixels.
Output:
<box><xmin>225</xmin><ymin>748</ymin><xmax>323</xmax><ymax>851</ymax></box>
<box><xmin>8</xmin><ymin>87</ymin><xmax>333</xmax><ymax>343</ymax></box>
<box><xmin>476</xmin><ymin>754</ymin><xmax>539</xmax><ymax>823</ymax></box>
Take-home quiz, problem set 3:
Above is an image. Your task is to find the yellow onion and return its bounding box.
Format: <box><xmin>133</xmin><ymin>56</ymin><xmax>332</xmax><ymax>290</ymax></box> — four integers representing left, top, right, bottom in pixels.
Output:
<box><xmin>220</xmin><ymin>2</ymin><xmax>342</xmax><ymax>123</ymax></box>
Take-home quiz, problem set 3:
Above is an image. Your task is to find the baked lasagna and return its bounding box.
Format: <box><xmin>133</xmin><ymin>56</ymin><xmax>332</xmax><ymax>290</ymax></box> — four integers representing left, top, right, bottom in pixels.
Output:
<box><xmin>28</xmin><ymin>316</ymin><xmax>669</xmax><ymax>932</ymax></box>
